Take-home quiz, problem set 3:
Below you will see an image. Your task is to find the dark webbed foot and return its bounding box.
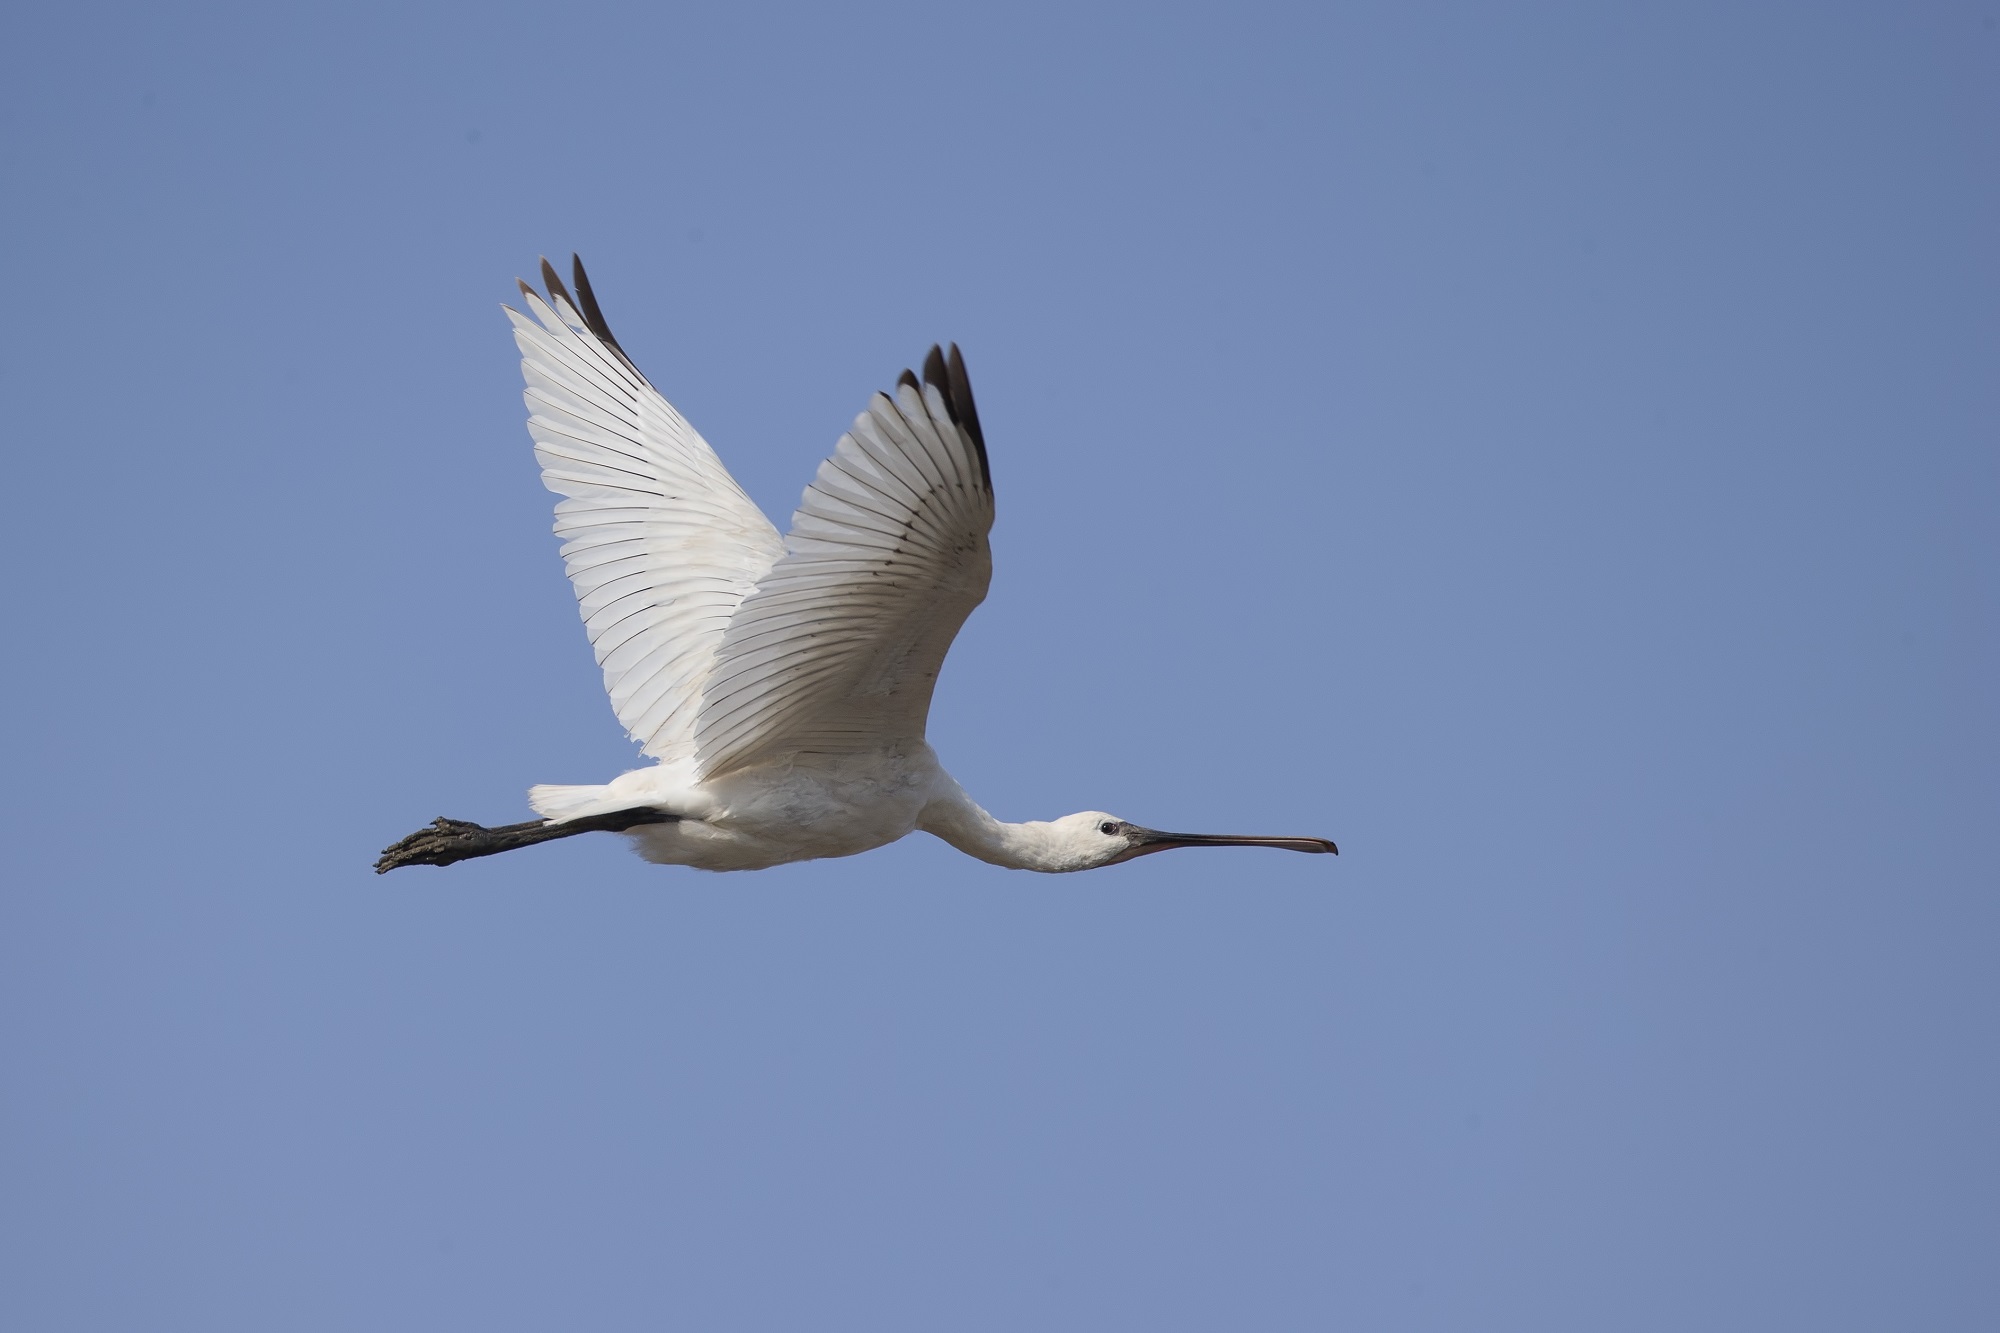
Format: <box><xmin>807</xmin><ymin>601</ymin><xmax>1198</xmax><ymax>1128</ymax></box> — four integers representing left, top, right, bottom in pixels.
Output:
<box><xmin>375</xmin><ymin>817</ymin><xmax>526</xmax><ymax>872</ymax></box>
<box><xmin>374</xmin><ymin>810</ymin><xmax>678</xmax><ymax>873</ymax></box>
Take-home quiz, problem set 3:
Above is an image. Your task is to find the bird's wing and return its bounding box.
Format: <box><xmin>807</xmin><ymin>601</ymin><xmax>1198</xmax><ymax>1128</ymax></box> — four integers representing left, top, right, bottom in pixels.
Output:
<box><xmin>508</xmin><ymin>257</ymin><xmax>785</xmax><ymax>762</ymax></box>
<box><xmin>694</xmin><ymin>345</ymin><xmax>994</xmax><ymax>777</ymax></box>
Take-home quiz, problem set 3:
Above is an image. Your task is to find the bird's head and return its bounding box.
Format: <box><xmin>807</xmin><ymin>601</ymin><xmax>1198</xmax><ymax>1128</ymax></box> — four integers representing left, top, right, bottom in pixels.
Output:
<box><xmin>1049</xmin><ymin>812</ymin><xmax>1339</xmax><ymax>871</ymax></box>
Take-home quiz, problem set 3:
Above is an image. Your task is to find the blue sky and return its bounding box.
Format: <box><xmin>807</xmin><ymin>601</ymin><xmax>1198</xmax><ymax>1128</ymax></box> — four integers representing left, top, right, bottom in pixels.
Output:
<box><xmin>2</xmin><ymin>2</ymin><xmax>1995</xmax><ymax>1328</ymax></box>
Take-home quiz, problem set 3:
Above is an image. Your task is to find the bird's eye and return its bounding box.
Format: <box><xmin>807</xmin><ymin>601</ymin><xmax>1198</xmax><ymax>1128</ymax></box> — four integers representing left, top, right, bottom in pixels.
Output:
<box><xmin>1099</xmin><ymin>821</ymin><xmax>1119</xmax><ymax>836</ymax></box>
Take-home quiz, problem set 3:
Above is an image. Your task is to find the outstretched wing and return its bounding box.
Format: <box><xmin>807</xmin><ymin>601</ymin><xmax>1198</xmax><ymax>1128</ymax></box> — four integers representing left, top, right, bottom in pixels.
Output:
<box><xmin>694</xmin><ymin>345</ymin><xmax>995</xmax><ymax>777</ymax></box>
<box><xmin>508</xmin><ymin>257</ymin><xmax>785</xmax><ymax>762</ymax></box>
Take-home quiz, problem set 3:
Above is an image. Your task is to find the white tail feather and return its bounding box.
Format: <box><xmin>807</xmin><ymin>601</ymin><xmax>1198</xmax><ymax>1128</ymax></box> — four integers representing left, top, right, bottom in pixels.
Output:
<box><xmin>528</xmin><ymin>783</ymin><xmax>618</xmax><ymax>822</ymax></box>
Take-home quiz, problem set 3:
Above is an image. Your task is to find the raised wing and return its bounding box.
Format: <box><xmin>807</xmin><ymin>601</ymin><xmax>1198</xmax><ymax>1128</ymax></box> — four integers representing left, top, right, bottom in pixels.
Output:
<box><xmin>694</xmin><ymin>345</ymin><xmax>995</xmax><ymax>777</ymax></box>
<box><xmin>508</xmin><ymin>257</ymin><xmax>784</xmax><ymax>762</ymax></box>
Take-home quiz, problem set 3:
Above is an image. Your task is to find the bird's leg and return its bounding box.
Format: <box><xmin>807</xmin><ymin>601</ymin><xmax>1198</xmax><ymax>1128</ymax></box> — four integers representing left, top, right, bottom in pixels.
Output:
<box><xmin>374</xmin><ymin>809</ymin><xmax>678</xmax><ymax>873</ymax></box>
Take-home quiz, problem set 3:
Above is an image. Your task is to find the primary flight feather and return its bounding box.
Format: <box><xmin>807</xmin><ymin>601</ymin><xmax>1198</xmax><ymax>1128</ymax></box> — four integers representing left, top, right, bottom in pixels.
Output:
<box><xmin>376</xmin><ymin>257</ymin><xmax>1336</xmax><ymax>874</ymax></box>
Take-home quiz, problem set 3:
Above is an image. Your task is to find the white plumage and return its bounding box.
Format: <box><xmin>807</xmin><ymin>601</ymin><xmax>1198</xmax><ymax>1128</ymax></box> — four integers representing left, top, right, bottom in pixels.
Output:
<box><xmin>375</xmin><ymin>257</ymin><xmax>1336</xmax><ymax>875</ymax></box>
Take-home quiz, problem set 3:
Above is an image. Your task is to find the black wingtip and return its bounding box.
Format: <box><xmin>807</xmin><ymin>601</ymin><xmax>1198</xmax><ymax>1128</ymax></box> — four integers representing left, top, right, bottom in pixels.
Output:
<box><xmin>941</xmin><ymin>343</ymin><xmax>990</xmax><ymax>491</ymax></box>
<box><xmin>897</xmin><ymin>368</ymin><xmax>921</xmax><ymax>393</ymax></box>
<box><xmin>915</xmin><ymin>343</ymin><xmax>990</xmax><ymax>490</ymax></box>
<box><xmin>539</xmin><ymin>257</ymin><xmax>573</xmax><ymax>310</ymax></box>
<box><xmin>569</xmin><ymin>254</ymin><xmax>634</xmax><ymax>364</ymax></box>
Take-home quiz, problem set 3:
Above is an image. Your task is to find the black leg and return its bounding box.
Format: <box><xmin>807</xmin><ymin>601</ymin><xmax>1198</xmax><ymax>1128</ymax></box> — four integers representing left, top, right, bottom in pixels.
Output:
<box><xmin>374</xmin><ymin>809</ymin><xmax>679</xmax><ymax>873</ymax></box>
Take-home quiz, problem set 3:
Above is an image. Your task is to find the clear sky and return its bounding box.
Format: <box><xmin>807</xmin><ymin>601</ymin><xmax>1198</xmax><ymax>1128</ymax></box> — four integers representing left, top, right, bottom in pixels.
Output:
<box><xmin>2</xmin><ymin>1</ymin><xmax>1994</xmax><ymax>1328</ymax></box>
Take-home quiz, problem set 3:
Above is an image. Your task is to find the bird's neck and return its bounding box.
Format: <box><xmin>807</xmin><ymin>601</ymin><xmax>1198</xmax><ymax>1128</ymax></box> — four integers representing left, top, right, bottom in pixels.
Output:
<box><xmin>919</xmin><ymin>774</ymin><xmax>1084</xmax><ymax>873</ymax></box>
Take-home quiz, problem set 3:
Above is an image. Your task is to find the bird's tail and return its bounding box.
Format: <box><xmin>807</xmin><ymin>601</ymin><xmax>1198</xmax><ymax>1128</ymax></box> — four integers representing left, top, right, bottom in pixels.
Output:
<box><xmin>528</xmin><ymin>783</ymin><xmax>621</xmax><ymax>823</ymax></box>
<box><xmin>529</xmin><ymin>762</ymin><xmax>694</xmax><ymax>824</ymax></box>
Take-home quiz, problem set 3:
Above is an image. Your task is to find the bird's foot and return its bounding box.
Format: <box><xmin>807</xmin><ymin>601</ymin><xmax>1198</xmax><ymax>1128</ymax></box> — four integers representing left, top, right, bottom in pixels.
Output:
<box><xmin>374</xmin><ymin>808</ymin><xmax>679</xmax><ymax>873</ymax></box>
<box><xmin>374</xmin><ymin>817</ymin><xmax>518</xmax><ymax>873</ymax></box>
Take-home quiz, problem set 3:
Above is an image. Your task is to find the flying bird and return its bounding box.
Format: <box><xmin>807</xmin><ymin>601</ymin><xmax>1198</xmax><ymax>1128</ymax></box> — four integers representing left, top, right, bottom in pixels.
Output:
<box><xmin>376</xmin><ymin>257</ymin><xmax>1337</xmax><ymax>875</ymax></box>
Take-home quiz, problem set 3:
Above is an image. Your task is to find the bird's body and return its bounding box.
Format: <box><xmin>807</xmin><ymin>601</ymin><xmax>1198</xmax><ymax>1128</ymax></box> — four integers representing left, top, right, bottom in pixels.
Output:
<box><xmin>529</xmin><ymin>743</ymin><xmax>1162</xmax><ymax>874</ymax></box>
<box><xmin>376</xmin><ymin>257</ymin><xmax>1336</xmax><ymax>875</ymax></box>
<box><xmin>540</xmin><ymin>744</ymin><xmax>938</xmax><ymax>873</ymax></box>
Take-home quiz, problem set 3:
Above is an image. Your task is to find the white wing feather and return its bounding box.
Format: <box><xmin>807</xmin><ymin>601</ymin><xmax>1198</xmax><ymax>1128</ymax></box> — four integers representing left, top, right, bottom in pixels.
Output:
<box><xmin>509</xmin><ymin>263</ymin><xmax>784</xmax><ymax>762</ymax></box>
<box><xmin>696</xmin><ymin>353</ymin><xmax>994</xmax><ymax>777</ymax></box>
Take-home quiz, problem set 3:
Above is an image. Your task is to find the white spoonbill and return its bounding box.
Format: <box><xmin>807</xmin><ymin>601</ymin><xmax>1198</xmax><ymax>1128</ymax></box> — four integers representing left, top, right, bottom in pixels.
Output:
<box><xmin>376</xmin><ymin>257</ymin><xmax>1337</xmax><ymax>875</ymax></box>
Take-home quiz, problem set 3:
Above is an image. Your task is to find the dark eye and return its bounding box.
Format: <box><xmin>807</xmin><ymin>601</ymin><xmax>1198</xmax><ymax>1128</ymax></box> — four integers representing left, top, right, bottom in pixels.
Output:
<box><xmin>1099</xmin><ymin>821</ymin><xmax>1119</xmax><ymax>836</ymax></box>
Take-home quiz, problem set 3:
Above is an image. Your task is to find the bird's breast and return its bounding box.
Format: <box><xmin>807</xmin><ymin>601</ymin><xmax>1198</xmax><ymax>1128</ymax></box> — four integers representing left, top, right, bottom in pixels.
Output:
<box><xmin>641</xmin><ymin>745</ymin><xmax>941</xmax><ymax>870</ymax></box>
